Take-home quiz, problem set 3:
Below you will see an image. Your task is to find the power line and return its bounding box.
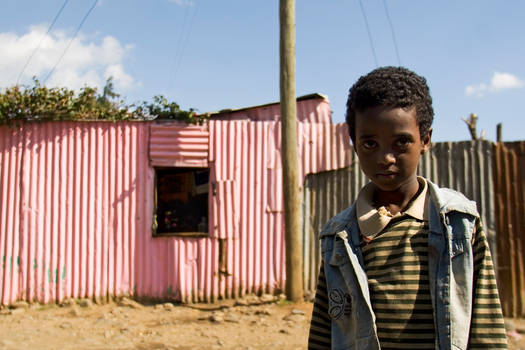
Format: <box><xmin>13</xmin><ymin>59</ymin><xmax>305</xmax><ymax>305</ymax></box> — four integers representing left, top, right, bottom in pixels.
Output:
<box><xmin>382</xmin><ymin>0</ymin><xmax>402</xmax><ymax>66</ymax></box>
<box><xmin>357</xmin><ymin>0</ymin><xmax>379</xmax><ymax>67</ymax></box>
<box><xmin>169</xmin><ymin>2</ymin><xmax>199</xmax><ymax>90</ymax></box>
<box><xmin>16</xmin><ymin>0</ymin><xmax>69</xmax><ymax>85</ymax></box>
<box><xmin>43</xmin><ymin>0</ymin><xmax>99</xmax><ymax>84</ymax></box>
<box><xmin>172</xmin><ymin>3</ymin><xmax>199</xmax><ymax>86</ymax></box>
<box><xmin>166</xmin><ymin>5</ymin><xmax>190</xmax><ymax>91</ymax></box>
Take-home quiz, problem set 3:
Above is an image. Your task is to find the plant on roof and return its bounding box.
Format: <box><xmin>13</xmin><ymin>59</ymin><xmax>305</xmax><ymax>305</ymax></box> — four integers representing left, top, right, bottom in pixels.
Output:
<box><xmin>0</xmin><ymin>78</ymin><xmax>207</xmax><ymax>126</ymax></box>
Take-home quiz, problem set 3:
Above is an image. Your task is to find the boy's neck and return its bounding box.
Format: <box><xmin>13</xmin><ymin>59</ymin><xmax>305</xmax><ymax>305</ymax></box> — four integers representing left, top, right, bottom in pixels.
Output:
<box><xmin>372</xmin><ymin>177</ymin><xmax>422</xmax><ymax>215</ymax></box>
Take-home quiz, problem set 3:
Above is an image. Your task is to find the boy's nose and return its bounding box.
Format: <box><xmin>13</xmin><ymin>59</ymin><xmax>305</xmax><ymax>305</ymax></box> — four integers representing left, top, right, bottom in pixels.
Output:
<box><xmin>379</xmin><ymin>151</ymin><xmax>396</xmax><ymax>165</ymax></box>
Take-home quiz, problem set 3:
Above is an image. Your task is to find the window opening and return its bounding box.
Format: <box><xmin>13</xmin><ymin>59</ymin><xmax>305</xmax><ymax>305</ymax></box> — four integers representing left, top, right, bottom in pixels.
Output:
<box><xmin>154</xmin><ymin>167</ymin><xmax>209</xmax><ymax>236</ymax></box>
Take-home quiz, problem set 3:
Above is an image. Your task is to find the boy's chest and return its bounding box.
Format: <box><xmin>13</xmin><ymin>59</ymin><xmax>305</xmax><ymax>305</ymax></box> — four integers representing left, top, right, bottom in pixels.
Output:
<box><xmin>360</xmin><ymin>218</ymin><xmax>430</xmax><ymax>298</ymax></box>
<box><xmin>359</xmin><ymin>218</ymin><xmax>436</xmax><ymax>345</ymax></box>
<box><xmin>360</xmin><ymin>218</ymin><xmax>429</xmax><ymax>277</ymax></box>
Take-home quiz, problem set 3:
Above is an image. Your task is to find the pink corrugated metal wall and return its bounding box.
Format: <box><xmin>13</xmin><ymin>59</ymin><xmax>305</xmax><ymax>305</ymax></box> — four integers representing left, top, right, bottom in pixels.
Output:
<box><xmin>0</xmin><ymin>113</ymin><xmax>351</xmax><ymax>304</ymax></box>
<box><xmin>207</xmin><ymin>121</ymin><xmax>352</xmax><ymax>300</ymax></box>
<box><xmin>0</xmin><ymin>122</ymin><xmax>149</xmax><ymax>304</ymax></box>
<box><xmin>0</xmin><ymin>126</ymin><xmax>23</xmax><ymax>304</ymax></box>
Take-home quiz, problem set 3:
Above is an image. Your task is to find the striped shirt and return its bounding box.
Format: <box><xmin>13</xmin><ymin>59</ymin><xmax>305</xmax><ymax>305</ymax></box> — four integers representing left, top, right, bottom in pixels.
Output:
<box><xmin>361</xmin><ymin>216</ymin><xmax>435</xmax><ymax>349</ymax></box>
<box><xmin>308</xmin><ymin>182</ymin><xmax>507</xmax><ymax>349</ymax></box>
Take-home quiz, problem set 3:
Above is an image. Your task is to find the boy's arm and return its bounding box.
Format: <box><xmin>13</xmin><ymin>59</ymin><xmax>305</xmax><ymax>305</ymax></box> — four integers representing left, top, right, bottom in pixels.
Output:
<box><xmin>468</xmin><ymin>218</ymin><xmax>508</xmax><ymax>349</ymax></box>
<box><xmin>308</xmin><ymin>260</ymin><xmax>331</xmax><ymax>349</ymax></box>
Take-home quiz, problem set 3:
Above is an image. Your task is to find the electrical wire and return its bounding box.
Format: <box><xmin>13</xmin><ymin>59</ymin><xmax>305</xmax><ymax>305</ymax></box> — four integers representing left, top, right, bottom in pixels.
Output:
<box><xmin>170</xmin><ymin>2</ymin><xmax>199</xmax><ymax>90</ymax></box>
<box><xmin>382</xmin><ymin>0</ymin><xmax>402</xmax><ymax>66</ymax></box>
<box><xmin>43</xmin><ymin>0</ymin><xmax>99</xmax><ymax>84</ymax></box>
<box><xmin>16</xmin><ymin>0</ymin><xmax>69</xmax><ymax>85</ymax></box>
<box><xmin>357</xmin><ymin>0</ymin><xmax>379</xmax><ymax>67</ymax></box>
<box><xmin>166</xmin><ymin>5</ymin><xmax>190</xmax><ymax>91</ymax></box>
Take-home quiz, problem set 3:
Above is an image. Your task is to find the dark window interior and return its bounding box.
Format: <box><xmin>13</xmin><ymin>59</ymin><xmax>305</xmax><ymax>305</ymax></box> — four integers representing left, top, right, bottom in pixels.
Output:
<box><xmin>154</xmin><ymin>167</ymin><xmax>209</xmax><ymax>236</ymax></box>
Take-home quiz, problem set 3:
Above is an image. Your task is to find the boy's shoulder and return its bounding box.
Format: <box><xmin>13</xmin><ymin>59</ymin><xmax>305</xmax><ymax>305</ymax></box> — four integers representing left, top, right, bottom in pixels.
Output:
<box><xmin>425</xmin><ymin>179</ymin><xmax>479</xmax><ymax>217</ymax></box>
<box><xmin>319</xmin><ymin>203</ymin><xmax>356</xmax><ymax>238</ymax></box>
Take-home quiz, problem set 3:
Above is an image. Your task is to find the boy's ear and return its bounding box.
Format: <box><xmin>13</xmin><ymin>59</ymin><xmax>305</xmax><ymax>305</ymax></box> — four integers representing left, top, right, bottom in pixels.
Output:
<box><xmin>421</xmin><ymin>128</ymin><xmax>432</xmax><ymax>154</ymax></box>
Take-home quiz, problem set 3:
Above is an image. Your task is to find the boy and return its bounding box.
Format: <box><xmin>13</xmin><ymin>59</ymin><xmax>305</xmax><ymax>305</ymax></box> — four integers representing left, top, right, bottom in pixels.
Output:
<box><xmin>308</xmin><ymin>67</ymin><xmax>508</xmax><ymax>349</ymax></box>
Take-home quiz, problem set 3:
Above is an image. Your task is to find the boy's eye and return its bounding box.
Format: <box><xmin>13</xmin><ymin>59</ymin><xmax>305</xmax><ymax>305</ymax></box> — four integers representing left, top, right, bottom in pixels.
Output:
<box><xmin>362</xmin><ymin>140</ymin><xmax>377</xmax><ymax>149</ymax></box>
<box><xmin>395</xmin><ymin>137</ymin><xmax>412</xmax><ymax>148</ymax></box>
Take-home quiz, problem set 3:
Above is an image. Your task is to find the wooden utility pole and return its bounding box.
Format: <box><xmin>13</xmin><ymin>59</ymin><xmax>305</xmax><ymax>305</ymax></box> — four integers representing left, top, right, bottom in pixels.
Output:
<box><xmin>280</xmin><ymin>0</ymin><xmax>303</xmax><ymax>302</ymax></box>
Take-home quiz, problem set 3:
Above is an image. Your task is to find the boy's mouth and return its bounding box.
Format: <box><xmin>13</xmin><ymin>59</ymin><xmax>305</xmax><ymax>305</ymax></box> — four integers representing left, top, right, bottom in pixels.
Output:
<box><xmin>376</xmin><ymin>172</ymin><xmax>398</xmax><ymax>178</ymax></box>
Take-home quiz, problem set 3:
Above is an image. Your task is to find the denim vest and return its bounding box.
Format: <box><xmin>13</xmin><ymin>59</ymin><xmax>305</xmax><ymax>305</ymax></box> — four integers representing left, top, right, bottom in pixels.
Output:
<box><xmin>319</xmin><ymin>180</ymin><xmax>479</xmax><ymax>350</ymax></box>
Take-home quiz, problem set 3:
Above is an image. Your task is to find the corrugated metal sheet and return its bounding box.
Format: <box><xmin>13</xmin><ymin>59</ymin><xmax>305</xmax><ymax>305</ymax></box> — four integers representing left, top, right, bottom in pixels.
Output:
<box><xmin>210</xmin><ymin>96</ymin><xmax>332</xmax><ymax>124</ymax></box>
<box><xmin>149</xmin><ymin>123</ymin><xmax>209</xmax><ymax>167</ymax></box>
<box><xmin>302</xmin><ymin>140</ymin><xmax>497</xmax><ymax>294</ymax></box>
<box><xmin>494</xmin><ymin>141</ymin><xmax>525</xmax><ymax>317</ymax></box>
<box><xmin>207</xmin><ymin>120</ymin><xmax>352</xmax><ymax>300</ymax></box>
<box><xmin>0</xmin><ymin>125</ymin><xmax>23</xmax><ymax>304</ymax></box>
<box><xmin>0</xmin><ymin>115</ymin><xmax>352</xmax><ymax>304</ymax></box>
<box><xmin>302</xmin><ymin>163</ymin><xmax>368</xmax><ymax>293</ymax></box>
<box><xmin>298</xmin><ymin>123</ymin><xmax>353</xmax><ymax>176</ymax></box>
<box><xmin>419</xmin><ymin>141</ymin><xmax>496</xmax><ymax>248</ymax></box>
<box><xmin>0</xmin><ymin>122</ymin><xmax>149</xmax><ymax>304</ymax></box>
<box><xmin>0</xmin><ymin>121</ymin><xmax>221</xmax><ymax>304</ymax></box>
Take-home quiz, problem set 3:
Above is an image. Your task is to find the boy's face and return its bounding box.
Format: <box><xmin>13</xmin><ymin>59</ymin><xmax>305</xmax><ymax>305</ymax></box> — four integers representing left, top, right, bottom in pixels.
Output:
<box><xmin>354</xmin><ymin>106</ymin><xmax>431</xmax><ymax>192</ymax></box>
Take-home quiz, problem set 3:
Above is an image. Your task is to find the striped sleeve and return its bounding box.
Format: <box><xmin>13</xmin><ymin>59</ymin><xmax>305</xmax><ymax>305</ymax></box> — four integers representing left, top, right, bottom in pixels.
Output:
<box><xmin>308</xmin><ymin>260</ymin><xmax>331</xmax><ymax>349</ymax></box>
<box><xmin>468</xmin><ymin>218</ymin><xmax>508</xmax><ymax>349</ymax></box>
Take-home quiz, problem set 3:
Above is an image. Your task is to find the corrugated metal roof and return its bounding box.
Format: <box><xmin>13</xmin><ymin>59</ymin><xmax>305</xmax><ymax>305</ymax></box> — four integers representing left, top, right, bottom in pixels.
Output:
<box><xmin>209</xmin><ymin>94</ymin><xmax>332</xmax><ymax>123</ymax></box>
<box><xmin>209</xmin><ymin>93</ymin><xmax>328</xmax><ymax>115</ymax></box>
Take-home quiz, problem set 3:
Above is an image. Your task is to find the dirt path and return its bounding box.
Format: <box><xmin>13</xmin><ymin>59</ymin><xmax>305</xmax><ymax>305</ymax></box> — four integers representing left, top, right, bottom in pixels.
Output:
<box><xmin>0</xmin><ymin>296</ymin><xmax>311</xmax><ymax>350</ymax></box>
<box><xmin>0</xmin><ymin>297</ymin><xmax>523</xmax><ymax>350</ymax></box>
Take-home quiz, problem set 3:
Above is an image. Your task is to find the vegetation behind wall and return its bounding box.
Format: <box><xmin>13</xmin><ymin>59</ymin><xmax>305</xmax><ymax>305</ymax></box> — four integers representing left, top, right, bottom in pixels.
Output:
<box><xmin>0</xmin><ymin>78</ymin><xmax>207</xmax><ymax>126</ymax></box>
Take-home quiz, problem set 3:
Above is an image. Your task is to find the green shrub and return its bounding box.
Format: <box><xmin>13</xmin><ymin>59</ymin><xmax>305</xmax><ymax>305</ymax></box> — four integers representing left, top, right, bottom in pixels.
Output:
<box><xmin>0</xmin><ymin>78</ymin><xmax>206</xmax><ymax>126</ymax></box>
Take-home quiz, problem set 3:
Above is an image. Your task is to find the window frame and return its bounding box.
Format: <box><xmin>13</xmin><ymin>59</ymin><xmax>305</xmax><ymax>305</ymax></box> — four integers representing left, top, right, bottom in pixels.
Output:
<box><xmin>152</xmin><ymin>166</ymin><xmax>210</xmax><ymax>238</ymax></box>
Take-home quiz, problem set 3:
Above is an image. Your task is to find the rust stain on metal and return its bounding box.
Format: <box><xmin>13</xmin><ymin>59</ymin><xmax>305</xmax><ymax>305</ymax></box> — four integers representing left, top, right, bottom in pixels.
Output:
<box><xmin>494</xmin><ymin>141</ymin><xmax>525</xmax><ymax>317</ymax></box>
<box><xmin>218</xmin><ymin>238</ymin><xmax>230</xmax><ymax>277</ymax></box>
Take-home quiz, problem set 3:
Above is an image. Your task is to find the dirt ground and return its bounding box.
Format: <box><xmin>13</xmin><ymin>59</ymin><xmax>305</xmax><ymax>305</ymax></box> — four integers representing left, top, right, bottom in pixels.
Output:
<box><xmin>0</xmin><ymin>296</ymin><xmax>523</xmax><ymax>350</ymax></box>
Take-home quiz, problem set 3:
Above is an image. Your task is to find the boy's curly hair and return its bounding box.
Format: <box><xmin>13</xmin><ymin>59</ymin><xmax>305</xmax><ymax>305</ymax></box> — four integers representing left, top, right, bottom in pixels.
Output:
<box><xmin>345</xmin><ymin>66</ymin><xmax>434</xmax><ymax>144</ymax></box>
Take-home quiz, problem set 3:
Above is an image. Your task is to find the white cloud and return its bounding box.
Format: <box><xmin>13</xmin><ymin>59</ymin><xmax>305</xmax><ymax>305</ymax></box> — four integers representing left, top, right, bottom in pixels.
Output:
<box><xmin>0</xmin><ymin>25</ymin><xmax>136</xmax><ymax>92</ymax></box>
<box><xmin>465</xmin><ymin>83</ymin><xmax>488</xmax><ymax>98</ymax></box>
<box><xmin>490</xmin><ymin>72</ymin><xmax>524</xmax><ymax>90</ymax></box>
<box><xmin>465</xmin><ymin>72</ymin><xmax>524</xmax><ymax>98</ymax></box>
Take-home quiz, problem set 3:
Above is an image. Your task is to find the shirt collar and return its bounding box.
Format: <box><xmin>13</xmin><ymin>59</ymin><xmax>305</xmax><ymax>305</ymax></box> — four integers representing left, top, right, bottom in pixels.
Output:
<box><xmin>356</xmin><ymin>177</ymin><xmax>429</xmax><ymax>239</ymax></box>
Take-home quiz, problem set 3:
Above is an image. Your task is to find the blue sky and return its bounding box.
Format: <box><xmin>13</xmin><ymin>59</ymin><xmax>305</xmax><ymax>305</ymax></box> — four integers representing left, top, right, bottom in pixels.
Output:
<box><xmin>1</xmin><ymin>0</ymin><xmax>524</xmax><ymax>141</ymax></box>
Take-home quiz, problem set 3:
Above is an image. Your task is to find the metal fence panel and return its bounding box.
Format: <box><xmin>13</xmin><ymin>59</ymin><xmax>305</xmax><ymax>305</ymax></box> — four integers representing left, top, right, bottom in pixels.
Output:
<box><xmin>494</xmin><ymin>141</ymin><xmax>525</xmax><ymax>317</ymax></box>
<box><xmin>302</xmin><ymin>162</ymin><xmax>368</xmax><ymax>293</ymax></box>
